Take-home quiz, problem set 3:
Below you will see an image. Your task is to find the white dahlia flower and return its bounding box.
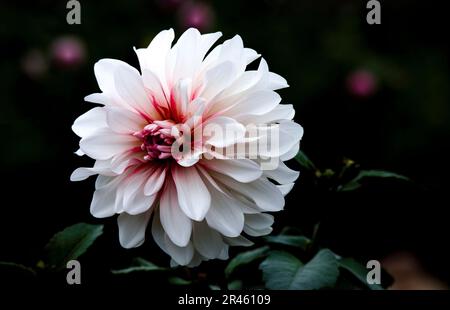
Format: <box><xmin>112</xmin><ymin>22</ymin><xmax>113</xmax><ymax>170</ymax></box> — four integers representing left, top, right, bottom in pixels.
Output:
<box><xmin>71</xmin><ymin>28</ymin><xmax>303</xmax><ymax>266</ymax></box>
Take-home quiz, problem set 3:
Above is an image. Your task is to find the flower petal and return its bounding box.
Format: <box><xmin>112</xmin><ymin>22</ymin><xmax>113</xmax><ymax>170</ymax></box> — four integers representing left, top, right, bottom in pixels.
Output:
<box><xmin>118</xmin><ymin>211</ymin><xmax>152</xmax><ymax>248</ymax></box>
<box><xmin>216</xmin><ymin>175</ymin><xmax>284</xmax><ymax>212</ymax></box>
<box><xmin>70</xmin><ymin>159</ymin><xmax>115</xmax><ymax>181</ymax></box>
<box><xmin>223</xmin><ymin>235</ymin><xmax>254</xmax><ymax>246</ymax></box>
<box><xmin>205</xmin><ymin>189</ymin><xmax>244</xmax><ymax>237</ymax></box>
<box><xmin>200</xmin><ymin>61</ymin><xmax>236</xmax><ymax>100</ymax></box>
<box><xmin>172</xmin><ymin>166</ymin><xmax>211</xmax><ymax>221</ymax></box>
<box><xmin>263</xmin><ymin>161</ymin><xmax>299</xmax><ymax>184</ymax></box>
<box><xmin>193</xmin><ymin>221</ymin><xmax>226</xmax><ymax>259</ymax></box>
<box><xmin>106</xmin><ymin>106</ymin><xmax>145</xmax><ymax>134</ymax></box>
<box><xmin>202</xmin><ymin>159</ymin><xmax>262</xmax><ymax>183</ymax></box>
<box><xmin>142</xmin><ymin>166</ymin><xmax>167</xmax><ymax>196</ymax></box>
<box><xmin>160</xmin><ymin>180</ymin><xmax>192</xmax><ymax>247</ymax></box>
<box><xmin>79</xmin><ymin>128</ymin><xmax>137</xmax><ymax>160</ymax></box>
<box><xmin>114</xmin><ymin>64</ymin><xmax>151</xmax><ymax>117</ymax></box>
<box><xmin>135</xmin><ymin>28</ymin><xmax>174</xmax><ymax>79</ymax></box>
<box><xmin>203</xmin><ymin>116</ymin><xmax>246</xmax><ymax>148</ymax></box>
<box><xmin>90</xmin><ymin>176</ymin><xmax>122</xmax><ymax>218</ymax></box>
<box><xmin>72</xmin><ymin>107</ymin><xmax>107</xmax><ymax>138</ymax></box>
<box><xmin>244</xmin><ymin>213</ymin><xmax>274</xmax><ymax>237</ymax></box>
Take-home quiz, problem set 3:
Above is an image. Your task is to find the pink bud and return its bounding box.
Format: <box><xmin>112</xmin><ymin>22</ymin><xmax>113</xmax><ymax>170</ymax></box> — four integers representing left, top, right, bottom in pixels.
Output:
<box><xmin>178</xmin><ymin>2</ymin><xmax>215</xmax><ymax>31</ymax></box>
<box><xmin>21</xmin><ymin>49</ymin><xmax>48</xmax><ymax>79</ymax></box>
<box><xmin>51</xmin><ymin>36</ymin><xmax>86</xmax><ymax>68</ymax></box>
<box><xmin>346</xmin><ymin>69</ymin><xmax>378</xmax><ymax>98</ymax></box>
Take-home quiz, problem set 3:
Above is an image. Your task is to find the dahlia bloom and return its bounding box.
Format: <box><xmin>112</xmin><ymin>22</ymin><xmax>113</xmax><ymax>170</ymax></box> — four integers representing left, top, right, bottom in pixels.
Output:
<box><xmin>71</xmin><ymin>28</ymin><xmax>303</xmax><ymax>266</ymax></box>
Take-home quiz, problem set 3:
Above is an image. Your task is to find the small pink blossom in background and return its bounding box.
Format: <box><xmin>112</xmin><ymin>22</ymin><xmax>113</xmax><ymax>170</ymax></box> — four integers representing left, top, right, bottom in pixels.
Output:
<box><xmin>21</xmin><ymin>49</ymin><xmax>48</xmax><ymax>79</ymax></box>
<box><xmin>178</xmin><ymin>2</ymin><xmax>215</xmax><ymax>31</ymax></box>
<box><xmin>346</xmin><ymin>69</ymin><xmax>378</xmax><ymax>98</ymax></box>
<box><xmin>51</xmin><ymin>36</ymin><xmax>86</xmax><ymax>68</ymax></box>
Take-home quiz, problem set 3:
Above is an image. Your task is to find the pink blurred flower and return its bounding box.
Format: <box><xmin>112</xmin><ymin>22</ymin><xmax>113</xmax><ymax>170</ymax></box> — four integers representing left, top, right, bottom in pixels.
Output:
<box><xmin>51</xmin><ymin>36</ymin><xmax>86</xmax><ymax>68</ymax></box>
<box><xmin>21</xmin><ymin>49</ymin><xmax>48</xmax><ymax>79</ymax></box>
<box><xmin>346</xmin><ymin>69</ymin><xmax>377</xmax><ymax>98</ymax></box>
<box><xmin>178</xmin><ymin>2</ymin><xmax>215</xmax><ymax>31</ymax></box>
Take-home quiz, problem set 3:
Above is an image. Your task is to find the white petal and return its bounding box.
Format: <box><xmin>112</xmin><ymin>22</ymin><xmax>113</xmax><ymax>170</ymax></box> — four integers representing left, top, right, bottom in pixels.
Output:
<box><xmin>205</xmin><ymin>189</ymin><xmax>244</xmax><ymax>237</ymax></box>
<box><xmin>264</xmin><ymin>161</ymin><xmax>299</xmax><ymax>184</ymax></box>
<box><xmin>257</xmin><ymin>121</ymin><xmax>303</xmax><ymax>158</ymax></box>
<box><xmin>192</xmin><ymin>221</ymin><xmax>225</xmax><ymax>259</ymax></box>
<box><xmin>114</xmin><ymin>64</ymin><xmax>150</xmax><ymax>116</ymax></box>
<box><xmin>142</xmin><ymin>69</ymin><xmax>168</xmax><ymax>112</ymax></box>
<box><xmin>235</xmin><ymin>90</ymin><xmax>281</xmax><ymax>116</ymax></box>
<box><xmin>218</xmin><ymin>246</ymin><xmax>229</xmax><ymax>260</ymax></box>
<box><xmin>75</xmin><ymin>148</ymin><xmax>84</xmax><ymax>156</ymax></box>
<box><xmin>118</xmin><ymin>211</ymin><xmax>152</xmax><ymax>248</ymax></box>
<box><xmin>244</xmin><ymin>213</ymin><xmax>274</xmax><ymax>237</ymax></box>
<box><xmin>244</xmin><ymin>224</ymin><xmax>272</xmax><ymax>237</ymax></box>
<box><xmin>169</xmin><ymin>28</ymin><xmax>201</xmax><ymax>82</ymax></box>
<box><xmin>151</xmin><ymin>209</ymin><xmax>194</xmax><ymax>266</ymax></box>
<box><xmin>70</xmin><ymin>159</ymin><xmax>114</xmax><ymax>181</ymax></box>
<box><xmin>202</xmin><ymin>159</ymin><xmax>262</xmax><ymax>183</ymax></box>
<box><xmin>245</xmin><ymin>213</ymin><xmax>274</xmax><ymax>230</ymax></box>
<box><xmin>239</xmin><ymin>104</ymin><xmax>295</xmax><ymax>124</ymax></box>
<box><xmin>160</xmin><ymin>180</ymin><xmax>192</xmax><ymax>247</ymax></box>
<box><xmin>216</xmin><ymin>176</ymin><xmax>285</xmax><ymax>212</ymax></box>
<box><xmin>172</xmin><ymin>78</ymin><xmax>191</xmax><ymax>117</ymax></box>
<box><xmin>94</xmin><ymin>59</ymin><xmax>131</xmax><ymax>106</ymax></box>
<box><xmin>79</xmin><ymin>128</ymin><xmax>137</xmax><ymax>160</ymax></box>
<box><xmin>278</xmin><ymin>122</ymin><xmax>303</xmax><ymax>157</ymax></box>
<box><xmin>223</xmin><ymin>235</ymin><xmax>254</xmax><ymax>247</ymax></box>
<box><xmin>122</xmin><ymin>183</ymin><xmax>156</xmax><ymax>215</ymax></box>
<box><xmin>72</xmin><ymin>107</ymin><xmax>107</xmax><ymax>138</ymax></box>
<box><xmin>215</xmin><ymin>90</ymin><xmax>281</xmax><ymax>118</ymax></box>
<box><xmin>84</xmin><ymin>93</ymin><xmax>109</xmax><ymax>105</ymax></box>
<box><xmin>198</xmin><ymin>32</ymin><xmax>223</xmax><ymax>62</ymax></box>
<box><xmin>186</xmin><ymin>253</ymin><xmax>204</xmax><ymax>267</ymax></box>
<box><xmin>172</xmin><ymin>166</ymin><xmax>211</xmax><ymax>221</ymax></box>
<box><xmin>200</xmin><ymin>61</ymin><xmax>236</xmax><ymax>100</ymax></box>
<box><xmin>243</xmin><ymin>48</ymin><xmax>260</xmax><ymax>65</ymax></box>
<box><xmin>165</xmin><ymin>236</ymin><xmax>195</xmax><ymax>266</ymax></box>
<box><xmin>277</xmin><ymin>183</ymin><xmax>294</xmax><ymax>196</ymax></box>
<box><xmin>280</xmin><ymin>142</ymin><xmax>300</xmax><ymax>161</ymax></box>
<box><xmin>144</xmin><ymin>166</ymin><xmax>167</xmax><ymax>196</ymax></box>
<box><xmin>95</xmin><ymin>174</ymin><xmax>116</xmax><ymax>189</ymax></box>
<box><xmin>203</xmin><ymin>116</ymin><xmax>246</xmax><ymax>148</ymax></box>
<box><xmin>266</xmin><ymin>72</ymin><xmax>289</xmax><ymax>90</ymax></box>
<box><xmin>106</xmin><ymin>106</ymin><xmax>145</xmax><ymax>134</ymax></box>
<box><xmin>109</xmin><ymin>151</ymin><xmax>139</xmax><ymax>174</ymax></box>
<box><xmin>135</xmin><ymin>28</ymin><xmax>174</xmax><ymax>79</ymax></box>
<box><xmin>151</xmin><ymin>210</ymin><xmax>169</xmax><ymax>254</ymax></box>
<box><xmin>90</xmin><ymin>176</ymin><xmax>122</xmax><ymax>218</ymax></box>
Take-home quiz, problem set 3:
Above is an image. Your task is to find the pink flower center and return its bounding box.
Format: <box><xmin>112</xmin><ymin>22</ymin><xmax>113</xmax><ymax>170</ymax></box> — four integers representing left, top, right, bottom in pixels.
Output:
<box><xmin>134</xmin><ymin>120</ymin><xmax>176</xmax><ymax>161</ymax></box>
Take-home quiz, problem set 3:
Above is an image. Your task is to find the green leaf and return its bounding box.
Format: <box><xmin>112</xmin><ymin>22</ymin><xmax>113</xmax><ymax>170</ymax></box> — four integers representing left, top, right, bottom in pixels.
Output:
<box><xmin>111</xmin><ymin>257</ymin><xmax>166</xmax><ymax>274</ymax></box>
<box><xmin>339</xmin><ymin>170</ymin><xmax>410</xmax><ymax>192</ymax></box>
<box><xmin>260</xmin><ymin>249</ymin><xmax>339</xmax><ymax>290</ymax></box>
<box><xmin>169</xmin><ymin>276</ymin><xmax>191</xmax><ymax>285</ymax></box>
<box><xmin>295</xmin><ymin>150</ymin><xmax>316</xmax><ymax>171</ymax></box>
<box><xmin>264</xmin><ymin>235</ymin><xmax>311</xmax><ymax>250</ymax></box>
<box><xmin>43</xmin><ymin>222</ymin><xmax>103</xmax><ymax>271</ymax></box>
<box><xmin>228</xmin><ymin>280</ymin><xmax>243</xmax><ymax>290</ymax></box>
<box><xmin>338</xmin><ymin>258</ymin><xmax>383</xmax><ymax>290</ymax></box>
<box><xmin>225</xmin><ymin>246</ymin><xmax>270</xmax><ymax>278</ymax></box>
<box><xmin>0</xmin><ymin>262</ymin><xmax>36</xmax><ymax>277</ymax></box>
<box><xmin>209</xmin><ymin>284</ymin><xmax>221</xmax><ymax>290</ymax></box>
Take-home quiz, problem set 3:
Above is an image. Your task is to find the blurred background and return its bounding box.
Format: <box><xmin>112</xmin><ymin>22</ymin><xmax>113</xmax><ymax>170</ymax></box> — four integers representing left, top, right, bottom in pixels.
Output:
<box><xmin>1</xmin><ymin>0</ymin><xmax>449</xmax><ymax>288</ymax></box>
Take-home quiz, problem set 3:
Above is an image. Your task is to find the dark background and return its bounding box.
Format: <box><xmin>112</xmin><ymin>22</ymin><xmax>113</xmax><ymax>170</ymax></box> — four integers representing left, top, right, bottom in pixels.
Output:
<box><xmin>1</xmin><ymin>0</ymin><xmax>449</xmax><ymax>286</ymax></box>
